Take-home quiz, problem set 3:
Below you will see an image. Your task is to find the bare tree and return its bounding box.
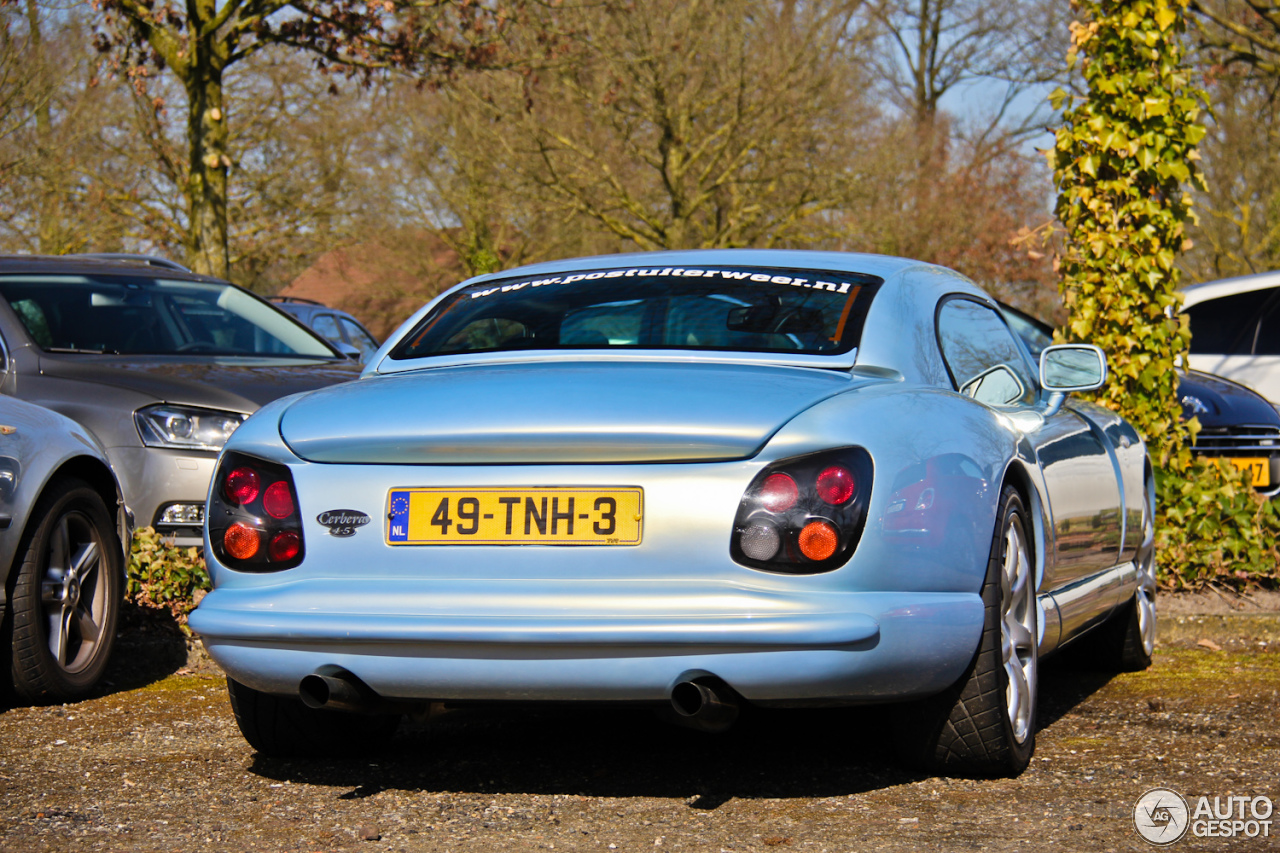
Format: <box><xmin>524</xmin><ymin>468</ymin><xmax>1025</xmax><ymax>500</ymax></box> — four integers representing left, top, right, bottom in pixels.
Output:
<box><xmin>1178</xmin><ymin>2</ymin><xmax>1280</xmax><ymax>280</ymax></box>
<box><xmin>92</xmin><ymin>0</ymin><xmax>511</xmax><ymax>277</ymax></box>
<box><xmin>0</xmin><ymin>1</ymin><xmax>155</xmax><ymax>254</ymax></box>
<box><xmin>440</xmin><ymin>0</ymin><xmax>877</xmax><ymax>253</ymax></box>
<box><xmin>1190</xmin><ymin>0</ymin><xmax>1280</xmax><ymax>77</ymax></box>
<box><xmin>381</xmin><ymin>76</ymin><xmax>625</xmax><ymax>278</ymax></box>
<box><xmin>869</xmin><ymin>0</ymin><xmax>1069</xmax><ymax>163</ymax></box>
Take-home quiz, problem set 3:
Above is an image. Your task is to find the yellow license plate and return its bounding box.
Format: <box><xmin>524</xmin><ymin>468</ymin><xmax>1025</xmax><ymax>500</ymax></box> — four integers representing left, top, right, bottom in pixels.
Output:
<box><xmin>1229</xmin><ymin>457</ymin><xmax>1271</xmax><ymax>487</ymax></box>
<box><xmin>385</xmin><ymin>487</ymin><xmax>643</xmax><ymax>545</ymax></box>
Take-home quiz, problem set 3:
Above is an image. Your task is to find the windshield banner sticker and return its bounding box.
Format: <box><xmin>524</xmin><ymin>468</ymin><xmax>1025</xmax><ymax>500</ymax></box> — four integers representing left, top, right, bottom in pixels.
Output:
<box><xmin>466</xmin><ymin>268</ymin><xmax>860</xmax><ymax>300</ymax></box>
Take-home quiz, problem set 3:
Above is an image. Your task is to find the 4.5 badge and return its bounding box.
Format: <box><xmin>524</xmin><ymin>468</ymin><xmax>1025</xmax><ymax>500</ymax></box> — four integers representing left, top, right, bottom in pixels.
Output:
<box><xmin>317</xmin><ymin>509</ymin><xmax>371</xmax><ymax>537</ymax></box>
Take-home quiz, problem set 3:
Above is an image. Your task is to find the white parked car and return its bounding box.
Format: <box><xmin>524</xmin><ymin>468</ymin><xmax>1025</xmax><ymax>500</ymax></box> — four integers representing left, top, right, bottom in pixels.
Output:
<box><xmin>1183</xmin><ymin>270</ymin><xmax>1280</xmax><ymax>404</ymax></box>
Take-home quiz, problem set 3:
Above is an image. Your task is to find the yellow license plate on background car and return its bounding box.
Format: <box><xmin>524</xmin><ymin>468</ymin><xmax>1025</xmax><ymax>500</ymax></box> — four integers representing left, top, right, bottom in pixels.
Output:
<box><xmin>385</xmin><ymin>487</ymin><xmax>643</xmax><ymax>545</ymax></box>
<box><xmin>1229</xmin><ymin>457</ymin><xmax>1271</xmax><ymax>487</ymax></box>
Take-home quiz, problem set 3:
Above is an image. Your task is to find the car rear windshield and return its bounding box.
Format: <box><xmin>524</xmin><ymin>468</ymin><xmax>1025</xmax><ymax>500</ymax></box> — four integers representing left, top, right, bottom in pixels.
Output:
<box><xmin>0</xmin><ymin>275</ymin><xmax>336</xmax><ymax>357</ymax></box>
<box><xmin>391</xmin><ymin>265</ymin><xmax>882</xmax><ymax>360</ymax></box>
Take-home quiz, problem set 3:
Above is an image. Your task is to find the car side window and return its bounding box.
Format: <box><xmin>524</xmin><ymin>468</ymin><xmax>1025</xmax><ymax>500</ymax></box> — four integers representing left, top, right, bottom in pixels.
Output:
<box><xmin>339</xmin><ymin>318</ymin><xmax>378</xmax><ymax>358</ymax></box>
<box><xmin>1253</xmin><ymin>297</ymin><xmax>1280</xmax><ymax>355</ymax></box>
<box><xmin>1185</xmin><ymin>289</ymin><xmax>1274</xmax><ymax>355</ymax></box>
<box><xmin>311</xmin><ymin>313</ymin><xmax>342</xmax><ymax>342</ymax></box>
<box><xmin>937</xmin><ymin>298</ymin><xmax>1037</xmax><ymax>407</ymax></box>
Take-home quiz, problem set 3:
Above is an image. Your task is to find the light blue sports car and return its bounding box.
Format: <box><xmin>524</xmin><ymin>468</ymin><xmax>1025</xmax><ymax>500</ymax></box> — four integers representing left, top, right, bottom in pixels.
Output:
<box><xmin>190</xmin><ymin>250</ymin><xmax>1155</xmax><ymax>776</ymax></box>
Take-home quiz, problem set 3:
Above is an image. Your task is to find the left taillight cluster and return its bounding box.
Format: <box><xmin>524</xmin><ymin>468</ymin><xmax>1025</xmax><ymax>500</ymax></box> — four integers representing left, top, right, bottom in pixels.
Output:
<box><xmin>208</xmin><ymin>452</ymin><xmax>305</xmax><ymax>571</ymax></box>
<box><xmin>730</xmin><ymin>447</ymin><xmax>873</xmax><ymax>574</ymax></box>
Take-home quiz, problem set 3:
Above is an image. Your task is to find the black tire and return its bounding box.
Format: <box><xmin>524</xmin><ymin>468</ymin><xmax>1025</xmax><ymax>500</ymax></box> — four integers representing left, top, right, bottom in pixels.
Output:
<box><xmin>1060</xmin><ymin>478</ymin><xmax>1156</xmax><ymax>672</ymax></box>
<box><xmin>6</xmin><ymin>477</ymin><xmax>122</xmax><ymax>704</ymax></box>
<box><xmin>896</xmin><ymin>485</ymin><xmax>1038</xmax><ymax>776</ymax></box>
<box><xmin>226</xmin><ymin>677</ymin><xmax>400</xmax><ymax>758</ymax></box>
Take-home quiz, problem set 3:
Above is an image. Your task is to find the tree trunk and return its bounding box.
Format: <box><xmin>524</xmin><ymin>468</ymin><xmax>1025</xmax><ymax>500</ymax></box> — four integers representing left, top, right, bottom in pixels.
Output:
<box><xmin>184</xmin><ymin>64</ymin><xmax>230</xmax><ymax>278</ymax></box>
<box><xmin>25</xmin><ymin>0</ymin><xmax>60</xmax><ymax>253</ymax></box>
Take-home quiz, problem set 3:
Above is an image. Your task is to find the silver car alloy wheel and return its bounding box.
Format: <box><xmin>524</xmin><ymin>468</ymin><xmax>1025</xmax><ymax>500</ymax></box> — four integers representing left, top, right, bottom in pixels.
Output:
<box><xmin>1000</xmin><ymin>512</ymin><xmax>1036</xmax><ymax>745</ymax></box>
<box><xmin>38</xmin><ymin>509</ymin><xmax>108</xmax><ymax>674</ymax></box>
<box><xmin>1134</xmin><ymin>486</ymin><xmax>1157</xmax><ymax>658</ymax></box>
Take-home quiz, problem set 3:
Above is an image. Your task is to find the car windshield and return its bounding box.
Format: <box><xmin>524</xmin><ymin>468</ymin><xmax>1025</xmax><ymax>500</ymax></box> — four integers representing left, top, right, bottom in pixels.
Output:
<box><xmin>0</xmin><ymin>274</ymin><xmax>337</xmax><ymax>357</ymax></box>
<box><xmin>391</xmin><ymin>265</ymin><xmax>882</xmax><ymax>360</ymax></box>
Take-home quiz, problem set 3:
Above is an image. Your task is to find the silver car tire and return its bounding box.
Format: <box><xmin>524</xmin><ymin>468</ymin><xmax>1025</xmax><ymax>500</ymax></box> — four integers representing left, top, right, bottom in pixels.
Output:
<box><xmin>6</xmin><ymin>478</ymin><xmax>121</xmax><ymax>704</ymax></box>
<box><xmin>896</xmin><ymin>485</ymin><xmax>1038</xmax><ymax>776</ymax></box>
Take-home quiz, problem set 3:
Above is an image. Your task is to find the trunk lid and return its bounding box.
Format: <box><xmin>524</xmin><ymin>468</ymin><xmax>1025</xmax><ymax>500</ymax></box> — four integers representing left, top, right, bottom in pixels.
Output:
<box><xmin>279</xmin><ymin>361</ymin><xmax>862</xmax><ymax>463</ymax></box>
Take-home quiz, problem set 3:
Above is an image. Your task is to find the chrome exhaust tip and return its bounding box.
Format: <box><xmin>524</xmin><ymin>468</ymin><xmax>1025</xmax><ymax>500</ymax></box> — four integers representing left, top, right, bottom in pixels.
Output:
<box><xmin>299</xmin><ymin>672</ymin><xmax>373</xmax><ymax>712</ymax></box>
<box><xmin>668</xmin><ymin>676</ymin><xmax>740</xmax><ymax>733</ymax></box>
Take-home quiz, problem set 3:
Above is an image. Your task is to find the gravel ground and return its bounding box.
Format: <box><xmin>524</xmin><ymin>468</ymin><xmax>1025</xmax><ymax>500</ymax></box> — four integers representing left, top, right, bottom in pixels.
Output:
<box><xmin>1</xmin><ymin>598</ymin><xmax>1278</xmax><ymax>853</ymax></box>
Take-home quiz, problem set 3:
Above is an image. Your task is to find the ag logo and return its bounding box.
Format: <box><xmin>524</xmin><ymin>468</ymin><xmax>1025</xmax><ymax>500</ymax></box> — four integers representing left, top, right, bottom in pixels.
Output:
<box><xmin>1134</xmin><ymin>788</ymin><xmax>1190</xmax><ymax>845</ymax></box>
<box><xmin>317</xmin><ymin>509</ymin><xmax>370</xmax><ymax>537</ymax></box>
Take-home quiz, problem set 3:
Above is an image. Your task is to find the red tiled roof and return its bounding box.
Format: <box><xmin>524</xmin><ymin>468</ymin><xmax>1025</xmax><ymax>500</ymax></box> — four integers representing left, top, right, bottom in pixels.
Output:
<box><xmin>280</xmin><ymin>231</ymin><xmax>468</xmax><ymax>340</ymax></box>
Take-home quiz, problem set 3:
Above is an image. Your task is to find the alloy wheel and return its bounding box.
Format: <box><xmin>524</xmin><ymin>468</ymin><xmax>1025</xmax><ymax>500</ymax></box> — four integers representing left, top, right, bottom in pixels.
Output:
<box><xmin>38</xmin><ymin>509</ymin><xmax>108</xmax><ymax>674</ymax></box>
<box><xmin>1000</xmin><ymin>513</ymin><xmax>1037</xmax><ymax>745</ymax></box>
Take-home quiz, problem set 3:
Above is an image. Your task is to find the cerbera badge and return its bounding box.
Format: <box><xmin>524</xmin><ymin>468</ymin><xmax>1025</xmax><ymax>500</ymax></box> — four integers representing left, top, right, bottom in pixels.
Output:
<box><xmin>317</xmin><ymin>509</ymin><xmax>371</xmax><ymax>537</ymax></box>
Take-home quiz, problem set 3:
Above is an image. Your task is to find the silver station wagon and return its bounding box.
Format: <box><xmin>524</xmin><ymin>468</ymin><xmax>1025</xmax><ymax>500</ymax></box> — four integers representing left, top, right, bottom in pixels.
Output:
<box><xmin>191</xmin><ymin>250</ymin><xmax>1155</xmax><ymax>777</ymax></box>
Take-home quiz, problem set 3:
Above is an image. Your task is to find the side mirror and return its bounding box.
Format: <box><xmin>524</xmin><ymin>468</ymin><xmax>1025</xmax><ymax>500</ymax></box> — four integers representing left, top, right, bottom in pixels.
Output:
<box><xmin>1039</xmin><ymin>344</ymin><xmax>1106</xmax><ymax>416</ymax></box>
<box><xmin>332</xmin><ymin>341</ymin><xmax>362</xmax><ymax>361</ymax></box>
<box><xmin>1040</xmin><ymin>344</ymin><xmax>1107</xmax><ymax>392</ymax></box>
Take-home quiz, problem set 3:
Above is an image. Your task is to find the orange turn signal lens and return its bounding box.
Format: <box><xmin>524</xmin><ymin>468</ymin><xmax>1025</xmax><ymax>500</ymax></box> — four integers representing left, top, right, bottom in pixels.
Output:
<box><xmin>798</xmin><ymin>520</ymin><xmax>839</xmax><ymax>561</ymax></box>
<box><xmin>223</xmin><ymin>522</ymin><xmax>261</xmax><ymax>560</ymax></box>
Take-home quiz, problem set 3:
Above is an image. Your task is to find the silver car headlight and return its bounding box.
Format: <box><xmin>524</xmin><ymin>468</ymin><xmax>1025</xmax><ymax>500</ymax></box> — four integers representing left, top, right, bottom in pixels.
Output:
<box><xmin>135</xmin><ymin>404</ymin><xmax>246</xmax><ymax>451</ymax></box>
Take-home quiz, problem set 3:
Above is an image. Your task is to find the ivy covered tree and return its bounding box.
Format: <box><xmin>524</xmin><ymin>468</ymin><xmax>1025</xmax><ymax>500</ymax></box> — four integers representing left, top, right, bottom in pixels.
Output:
<box><xmin>1051</xmin><ymin>0</ymin><xmax>1280</xmax><ymax>585</ymax></box>
<box><xmin>93</xmin><ymin>0</ymin><xmax>509</xmax><ymax>278</ymax></box>
<box><xmin>1051</xmin><ymin>0</ymin><xmax>1204</xmax><ymax>469</ymax></box>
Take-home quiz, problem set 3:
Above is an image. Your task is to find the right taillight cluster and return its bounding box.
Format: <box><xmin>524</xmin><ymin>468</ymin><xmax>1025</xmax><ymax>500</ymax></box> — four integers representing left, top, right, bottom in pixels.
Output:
<box><xmin>208</xmin><ymin>451</ymin><xmax>305</xmax><ymax>571</ymax></box>
<box><xmin>730</xmin><ymin>447</ymin><xmax>873</xmax><ymax>573</ymax></box>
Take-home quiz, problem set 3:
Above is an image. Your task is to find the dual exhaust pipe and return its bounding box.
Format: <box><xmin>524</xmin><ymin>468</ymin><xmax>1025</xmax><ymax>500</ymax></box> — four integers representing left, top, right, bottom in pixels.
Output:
<box><xmin>299</xmin><ymin>669</ymin><xmax>742</xmax><ymax>732</ymax></box>
<box><xmin>299</xmin><ymin>670</ymin><xmax>407</xmax><ymax>715</ymax></box>
<box><xmin>668</xmin><ymin>675</ymin><xmax>740</xmax><ymax>733</ymax></box>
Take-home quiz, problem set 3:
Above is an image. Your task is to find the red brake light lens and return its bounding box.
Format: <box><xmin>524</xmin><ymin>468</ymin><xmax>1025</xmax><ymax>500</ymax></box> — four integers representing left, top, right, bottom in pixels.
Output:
<box><xmin>224</xmin><ymin>466</ymin><xmax>261</xmax><ymax>506</ymax></box>
<box><xmin>269</xmin><ymin>530</ymin><xmax>301</xmax><ymax>562</ymax></box>
<box><xmin>816</xmin><ymin>465</ymin><xmax>855</xmax><ymax>505</ymax></box>
<box><xmin>759</xmin><ymin>473</ymin><xmax>798</xmax><ymax>512</ymax></box>
<box><xmin>262</xmin><ymin>480</ymin><xmax>295</xmax><ymax>519</ymax></box>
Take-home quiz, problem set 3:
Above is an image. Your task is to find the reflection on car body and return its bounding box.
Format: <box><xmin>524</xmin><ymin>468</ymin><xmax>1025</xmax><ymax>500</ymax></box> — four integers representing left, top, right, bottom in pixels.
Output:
<box><xmin>193</xmin><ymin>250</ymin><xmax>1156</xmax><ymax>777</ymax></box>
<box><xmin>882</xmin><ymin>453</ymin><xmax>988</xmax><ymax>548</ymax></box>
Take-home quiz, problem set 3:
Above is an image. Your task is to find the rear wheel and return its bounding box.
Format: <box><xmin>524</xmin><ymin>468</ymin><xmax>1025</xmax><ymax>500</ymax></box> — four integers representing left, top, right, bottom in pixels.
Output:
<box><xmin>7</xmin><ymin>478</ymin><xmax>121</xmax><ymax>704</ymax></box>
<box><xmin>896</xmin><ymin>485</ymin><xmax>1038</xmax><ymax>776</ymax></box>
<box><xmin>226</xmin><ymin>677</ymin><xmax>400</xmax><ymax>758</ymax></box>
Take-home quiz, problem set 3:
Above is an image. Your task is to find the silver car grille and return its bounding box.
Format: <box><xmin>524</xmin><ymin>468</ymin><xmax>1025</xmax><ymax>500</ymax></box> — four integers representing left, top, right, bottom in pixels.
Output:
<box><xmin>1192</xmin><ymin>425</ymin><xmax>1280</xmax><ymax>455</ymax></box>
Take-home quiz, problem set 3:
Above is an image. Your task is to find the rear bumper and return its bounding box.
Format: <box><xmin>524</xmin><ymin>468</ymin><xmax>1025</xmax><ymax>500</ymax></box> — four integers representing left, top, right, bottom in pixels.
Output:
<box><xmin>191</xmin><ymin>584</ymin><xmax>983</xmax><ymax>705</ymax></box>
